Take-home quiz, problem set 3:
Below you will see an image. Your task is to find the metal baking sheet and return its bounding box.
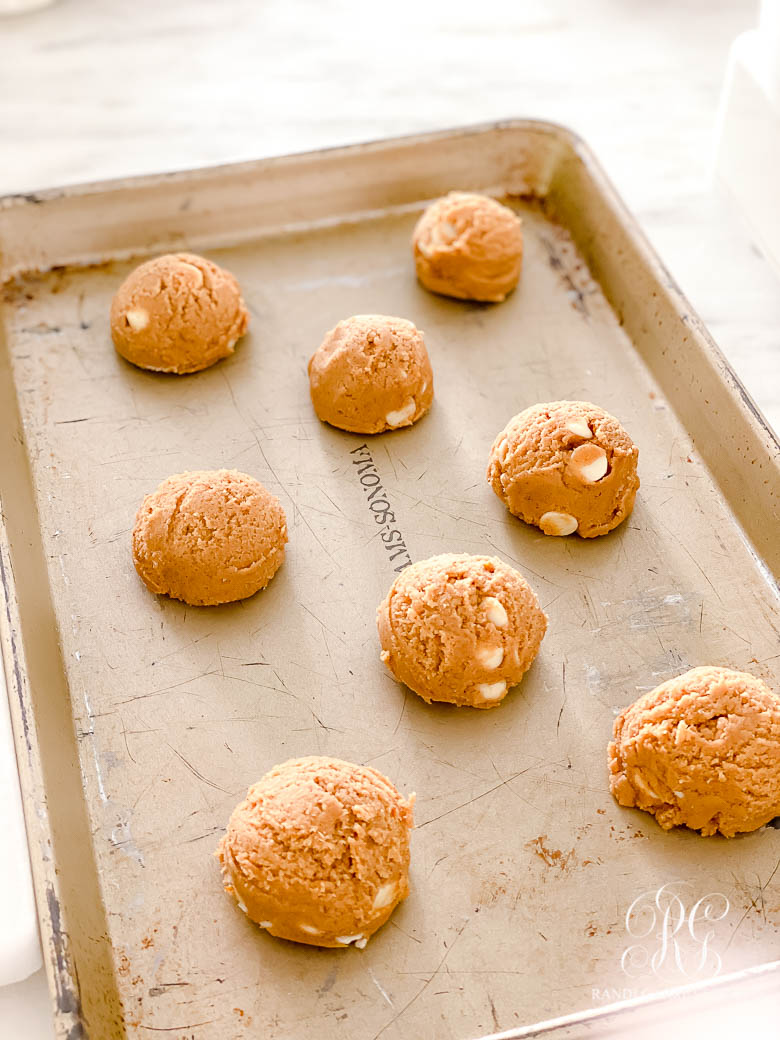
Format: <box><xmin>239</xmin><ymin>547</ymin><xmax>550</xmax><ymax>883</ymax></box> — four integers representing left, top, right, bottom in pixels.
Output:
<box><xmin>1</xmin><ymin>121</ymin><xmax>779</xmax><ymax>1040</ymax></box>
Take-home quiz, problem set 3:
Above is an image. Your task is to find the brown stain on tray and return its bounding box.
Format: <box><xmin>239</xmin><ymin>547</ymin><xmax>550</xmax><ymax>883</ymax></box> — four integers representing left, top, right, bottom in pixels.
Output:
<box><xmin>525</xmin><ymin>835</ymin><xmax>576</xmax><ymax>872</ymax></box>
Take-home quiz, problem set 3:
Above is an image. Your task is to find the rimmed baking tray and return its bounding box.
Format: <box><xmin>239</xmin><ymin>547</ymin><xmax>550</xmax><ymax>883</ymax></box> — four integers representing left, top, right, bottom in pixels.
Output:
<box><xmin>1</xmin><ymin>120</ymin><xmax>779</xmax><ymax>1039</ymax></box>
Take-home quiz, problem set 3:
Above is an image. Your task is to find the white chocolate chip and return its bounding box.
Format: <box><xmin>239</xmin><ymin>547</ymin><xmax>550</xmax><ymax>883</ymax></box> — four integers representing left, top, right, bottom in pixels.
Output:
<box><xmin>477</xmin><ymin>681</ymin><xmax>507</xmax><ymax>701</ymax></box>
<box><xmin>259</xmin><ymin>921</ymin><xmax>272</xmax><ymax>928</ymax></box>
<box><xmin>674</xmin><ymin>720</ymin><xmax>689</xmax><ymax>745</ymax></box>
<box><xmin>179</xmin><ymin>260</ymin><xmax>205</xmax><ymax>285</ymax></box>
<box><xmin>566</xmin><ymin>420</ymin><xmax>593</xmax><ymax>439</ymax></box>
<box><xmin>539</xmin><ymin>511</ymin><xmax>578</xmax><ymax>536</ymax></box>
<box><xmin>336</xmin><ymin>933</ymin><xmax>364</xmax><ymax>945</ymax></box>
<box><xmin>385</xmin><ymin>400</ymin><xmax>416</xmax><ymax>427</ymax></box>
<box><xmin>125</xmin><ymin>308</ymin><xmax>149</xmax><ymax>331</ymax></box>
<box><xmin>236</xmin><ymin>899</ymin><xmax>248</xmax><ymax>914</ymax></box>
<box><xmin>578</xmin><ymin>456</ymin><xmax>608</xmax><ymax>483</ymax></box>
<box><xmin>299</xmin><ymin>923</ymin><xmax>321</xmax><ymax>935</ymax></box>
<box><xmin>569</xmin><ymin>443</ymin><xmax>608</xmax><ymax>483</ymax></box>
<box><xmin>477</xmin><ymin>645</ymin><xmax>504</xmax><ymax>669</ymax></box>
<box><xmin>483</xmin><ymin>596</ymin><xmax>508</xmax><ymax>627</ymax></box>
<box><xmin>433</xmin><ymin>220</ymin><xmax>458</xmax><ymax>245</ymax></box>
<box><xmin>633</xmin><ymin>774</ymin><xmax>662</xmax><ymax>801</ymax></box>
<box><xmin>372</xmin><ymin>882</ymin><xmax>397</xmax><ymax>910</ymax></box>
<box><xmin>227</xmin><ymin>339</ymin><xmax>237</xmax><ymax>351</ymax></box>
<box><xmin>355</xmin><ymin>937</ymin><xmax>368</xmax><ymax>949</ymax></box>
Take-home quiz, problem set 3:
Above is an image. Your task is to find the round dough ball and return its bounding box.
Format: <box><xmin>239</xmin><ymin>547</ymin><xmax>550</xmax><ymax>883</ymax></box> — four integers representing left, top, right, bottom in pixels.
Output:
<box><xmin>110</xmin><ymin>252</ymin><xmax>249</xmax><ymax>374</ymax></box>
<box><xmin>308</xmin><ymin>314</ymin><xmax>433</xmax><ymax>434</ymax></box>
<box><xmin>217</xmin><ymin>756</ymin><xmax>414</xmax><ymax>948</ymax></box>
<box><xmin>487</xmin><ymin>400</ymin><xmax>639</xmax><ymax>538</ymax></box>
<box><xmin>377</xmin><ymin>553</ymin><xmax>547</xmax><ymax>709</ymax></box>
<box><xmin>609</xmin><ymin>667</ymin><xmax>780</xmax><ymax>837</ymax></box>
<box><xmin>412</xmin><ymin>192</ymin><xmax>523</xmax><ymax>303</ymax></box>
<box><xmin>132</xmin><ymin>469</ymin><xmax>287</xmax><ymax>606</ymax></box>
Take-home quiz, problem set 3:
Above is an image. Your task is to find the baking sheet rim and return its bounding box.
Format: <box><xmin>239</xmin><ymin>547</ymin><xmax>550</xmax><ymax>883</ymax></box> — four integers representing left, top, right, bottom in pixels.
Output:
<box><xmin>1</xmin><ymin>117</ymin><xmax>779</xmax><ymax>1038</ymax></box>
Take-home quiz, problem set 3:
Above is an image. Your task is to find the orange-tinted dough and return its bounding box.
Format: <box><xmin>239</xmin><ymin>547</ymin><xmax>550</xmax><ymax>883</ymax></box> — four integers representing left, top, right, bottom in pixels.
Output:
<box><xmin>377</xmin><ymin>553</ymin><xmax>547</xmax><ymax>708</ymax></box>
<box><xmin>412</xmin><ymin>192</ymin><xmax>523</xmax><ymax>302</ymax></box>
<box><xmin>609</xmin><ymin>666</ymin><xmax>780</xmax><ymax>837</ymax></box>
<box><xmin>487</xmin><ymin>400</ymin><xmax>639</xmax><ymax>538</ymax></box>
<box><xmin>218</xmin><ymin>757</ymin><xmax>414</xmax><ymax>947</ymax></box>
<box><xmin>308</xmin><ymin>314</ymin><xmax>433</xmax><ymax>434</ymax></box>
<box><xmin>132</xmin><ymin>470</ymin><xmax>286</xmax><ymax>606</ymax></box>
<box><xmin>111</xmin><ymin>252</ymin><xmax>248</xmax><ymax>374</ymax></box>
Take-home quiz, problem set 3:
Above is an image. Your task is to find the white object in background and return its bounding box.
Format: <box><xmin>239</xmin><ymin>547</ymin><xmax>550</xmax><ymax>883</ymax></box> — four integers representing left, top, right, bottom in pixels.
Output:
<box><xmin>0</xmin><ymin>647</ymin><xmax>41</xmax><ymax>984</ymax></box>
<box><xmin>758</xmin><ymin>0</ymin><xmax>780</xmax><ymax>104</ymax></box>
<box><xmin>0</xmin><ymin>0</ymin><xmax>54</xmax><ymax>12</ymax></box>
<box><xmin>715</xmin><ymin>14</ymin><xmax>780</xmax><ymax>278</ymax></box>
<box><xmin>0</xmin><ymin>971</ymin><xmax>54</xmax><ymax>1039</ymax></box>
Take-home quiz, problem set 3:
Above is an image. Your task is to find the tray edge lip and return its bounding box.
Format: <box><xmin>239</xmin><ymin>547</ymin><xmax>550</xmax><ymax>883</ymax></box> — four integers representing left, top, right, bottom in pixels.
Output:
<box><xmin>0</xmin><ymin>522</ymin><xmax>78</xmax><ymax>1038</ymax></box>
<box><xmin>560</xmin><ymin>132</ymin><xmax>780</xmax><ymax>467</ymax></box>
<box><xmin>0</xmin><ymin>117</ymin><xmax>578</xmax><ymax>209</ymax></box>
<box><xmin>473</xmin><ymin>953</ymin><xmax>780</xmax><ymax>1039</ymax></box>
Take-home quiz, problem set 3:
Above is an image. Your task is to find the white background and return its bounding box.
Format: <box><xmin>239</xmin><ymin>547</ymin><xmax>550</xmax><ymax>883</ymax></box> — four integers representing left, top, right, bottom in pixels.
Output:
<box><xmin>1</xmin><ymin>0</ymin><xmax>778</xmax><ymax>1034</ymax></box>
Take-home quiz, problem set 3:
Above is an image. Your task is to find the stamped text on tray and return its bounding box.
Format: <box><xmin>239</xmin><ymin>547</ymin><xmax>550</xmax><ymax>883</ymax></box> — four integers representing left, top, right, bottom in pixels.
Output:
<box><xmin>350</xmin><ymin>444</ymin><xmax>412</xmax><ymax>572</ymax></box>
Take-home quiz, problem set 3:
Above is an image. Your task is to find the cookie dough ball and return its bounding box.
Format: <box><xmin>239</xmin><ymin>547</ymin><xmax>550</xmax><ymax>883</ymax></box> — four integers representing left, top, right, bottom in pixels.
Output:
<box><xmin>487</xmin><ymin>401</ymin><xmax>639</xmax><ymax>538</ymax></box>
<box><xmin>412</xmin><ymin>192</ymin><xmax>523</xmax><ymax>303</ymax></box>
<box><xmin>377</xmin><ymin>553</ymin><xmax>547</xmax><ymax>709</ymax></box>
<box><xmin>308</xmin><ymin>314</ymin><xmax>433</xmax><ymax>434</ymax></box>
<box><xmin>609</xmin><ymin>667</ymin><xmax>780</xmax><ymax>837</ymax></box>
<box><xmin>110</xmin><ymin>252</ymin><xmax>249</xmax><ymax>374</ymax></box>
<box><xmin>132</xmin><ymin>469</ymin><xmax>286</xmax><ymax>606</ymax></box>
<box><xmin>217</xmin><ymin>757</ymin><xmax>414</xmax><ymax>948</ymax></box>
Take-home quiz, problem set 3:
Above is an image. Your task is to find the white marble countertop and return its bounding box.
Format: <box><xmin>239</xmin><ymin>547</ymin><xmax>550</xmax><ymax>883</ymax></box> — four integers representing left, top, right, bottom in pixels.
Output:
<box><xmin>2</xmin><ymin>0</ymin><xmax>778</xmax><ymax>433</ymax></box>
<box><xmin>1</xmin><ymin>0</ymin><xmax>778</xmax><ymax>1034</ymax></box>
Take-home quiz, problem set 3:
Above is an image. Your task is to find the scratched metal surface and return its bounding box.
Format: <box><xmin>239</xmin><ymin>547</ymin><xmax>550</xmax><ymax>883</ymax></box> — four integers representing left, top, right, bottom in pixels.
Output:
<box><xmin>1</xmin><ymin>130</ymin><xmax>780</xmax><ymax>1039</ymax></box>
